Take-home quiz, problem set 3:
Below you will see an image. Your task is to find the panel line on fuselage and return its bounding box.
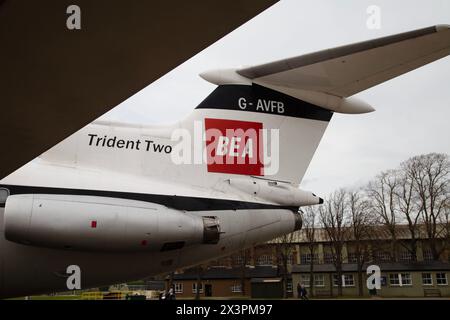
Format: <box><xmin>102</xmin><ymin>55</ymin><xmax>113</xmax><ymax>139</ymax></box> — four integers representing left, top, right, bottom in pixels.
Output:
<box><xmin>0</xmin><ymin>184</ymin><xmax>298</xmax><ymax>212</ymax></box>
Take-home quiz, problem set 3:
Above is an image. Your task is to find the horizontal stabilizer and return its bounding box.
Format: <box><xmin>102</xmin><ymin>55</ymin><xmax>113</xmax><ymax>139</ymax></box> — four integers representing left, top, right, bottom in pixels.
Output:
<box><xmin>238</xmin><ymin>25</ymin><xmax>450</xmax><ymax>97</ymax></box>
<box><xmin>201</xmin><ymin>25</ymin><xmax>450</xmax><ymax>114</ymax></box>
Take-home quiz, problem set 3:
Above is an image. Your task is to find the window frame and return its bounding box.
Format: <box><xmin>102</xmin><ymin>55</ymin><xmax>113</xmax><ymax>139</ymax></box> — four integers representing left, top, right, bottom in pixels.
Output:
<box><xmin>287</xmin><ymin>254</ymin><xmax>295</xmax><ymax>265</ymax></box>
<box><xmin>422</xmin><ymin>249</ymin><xmax>433</xmax><ymax>261</ymax></box>
<box><xmin>234</xmin><ymin>255</ymin><xmax>244</xmax><ymax>266</ymax></box>
<box><xmin>389</xmin><ymin>273</ymin><xmax>401</xmax><ymax>286</ymax></box>
<box><xmin>375</xmin><ymin>251</ymin><xmax>391</xmax><ymax>262</ymax></box>
<box><xmin>256</xmin><ymin>254</ymin><xmax>273</xmax><ymax>266</ymax></box>
<box><xmin>231</xmin><ymin>283</ymin><xmax>242</xmax><ymax>293</ymax></box>
<box><xmin>436</xmin><ymin>273</ymin><xmax>448</xmax><ymax>286</ymax></box>
<box><xmin>343</xmin><ymin>274</ymin><xmax>355</xmax><ymax>287</ymax></box>
<box><xmin>421</xmin><ymin>273</ymin><xmax>433</xmax><ymax>286</ymax></box>
<box><xmin>389</xmin><ymin>273</ymin><xmax>412</xmax><ymax>287</ymax></box>
<box><xmin>332</xmin><ymin>274</ymin><xmax>355</xmax><ymax>287</ymax></box>
<box><xmin>192</xmin><ymin>282</ymin><xmax>203</xmax><ymax>294</ymax></box>
<box><xmin>300</xmin><ymin>274</ymin><xmax>311</xmax><ymax>288</ymax></box>
<box><xmin>332</xmin><ymin>274</ymin><xmax>339</xmax><ymax>287</ymax></box>
<box><xmin>400</xmin><ymin>273</ymin><xmax>412</xmax><ymax>286</ymax></box>
<box><xmin>300</xmin><ymin>253</ymin><xmax>318</xmax><ymax>264</ymax></box>
<box><xmin>314</xmin><ymin>274</ymin><xmax>325</xmax><ymax>287</ymax></box>
<box><xmin>347</xmin><ymin>252</ymin><xmax>363</xmax><ymax>264</ymax></box>
<box><xmin>323</xmin><ymin>252</ymin><xmax>335</xmax><ymax>264</ymax></box>
<box><xmin>286</xmin><ymin>280</ymin><xmax>293</xmax><ymax>292</ymax></box>
<box><xmin>399</xmin><ymin>251</ymin><xmax>413</xmax><ymax>262</ymax></box>
<box><xmin>174</xmin><ymin>282</ymin><xmax>183</xmax><ymax>294</ymax></box>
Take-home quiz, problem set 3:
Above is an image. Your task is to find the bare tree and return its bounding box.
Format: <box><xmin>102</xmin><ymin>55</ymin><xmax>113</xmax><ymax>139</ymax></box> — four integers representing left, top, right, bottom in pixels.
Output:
<box><xmin>319</xmin><ymin>190</ymin><xmax>349</xmax><ymax>296</ymax></box>
<box><xmin>398</xmin><ymin>162</ymin><xmax>423</xmax><ymax>260</ymax></box>
<box><xmin>302</xmin><ymin>206</ymin><xmax>317</xmax><ymax>297</ymax></box>
<box><xmin>367</xmin><ymin>170</ymin><xmax>400</xmax><ymax>261</ymax></box>
<box><xmin>406</xmin><ymin>153</ymin><xmax>449</xmax><ymax>260</ymax></box>
<box><xmin>274</xmin><ymin>232</ymin><xmax>296</xmax><ymax>298</ymax></box>
<box><xmin>347</xmin><ymin>191</ymin><xmax>373</xmax><ymax>296</ymax></box>
<box><xmin>439</xmin><ymin>200</ymin><xmax>450</xmax><ymax>257</ymax></box>
<box><xmin>168</xmin><ymin>271</ymin><xmax>175</xmax><ymax>292</ymax></box>
<box><xmin>236</xmin><ymin>248</ymin><xmax>251</xmax><ymax>297</ymax></box>
<box><xmin>194</xmin><ymin>264</ymin><xmax>206</xmax><ymax>300</ymax></box>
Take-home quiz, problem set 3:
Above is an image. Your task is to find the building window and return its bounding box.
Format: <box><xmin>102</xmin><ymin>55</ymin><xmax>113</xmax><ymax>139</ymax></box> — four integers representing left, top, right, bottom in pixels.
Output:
<box><xmin>423</xmin><ymin>249</ymin><xmax>433</xmax><ymax>261</ymax></box>
<box><xmin>314</xmin><ymin>274</ymin><xmax>325</xmax><ymax>287</ymax></box>
<box><xmin>389</xmin><ymin>273</ymin><xmax>412</xmax><ymax>286</ymax></box>
<box><xmin>401</xmin><ymin>273</ymin><xmax>412</xmax><ymax>286</ymax></box>
<box><xmin>389</xmin><ymin>274</ymin><xmax>400</xmax><ymax>286</ymax></box>
<box><xmin>256</xmin><ymin>255</ymin><xmax>273</xmax><ymax>266</ymax></box>
<box><xmin>399</xmin><ymin>251</ymin><xmax>413</xmax><ymax>262</ymax></box>
<box><xmin>436</xmin><ymin>273</ymin><xmax>448</xmax><ymax>286</ymax></box>
<box><xmin>234</xmin><ymin>255</ymin><xmax>244</xmax><ymax>266</ymax></box>
<box><xmin>231</xmin><ymin>283</ymin><xmax>242</xmax><ymax>293</ymax></box>
<box><xmin>333</xmin><ymin>274</ymin><xmax>355</xmax><ymax>287</ymax></box>
<box><xmin>286</xmin><ymin>280</ymin><xmax>293</xmax><ymax>292</ymax></box>
<box><xmin>347</xmin><ymin>252</ymin><xmax>357</xmax><ymax>263</ymax></box>
<box><xmin>287</xmin><ymin>254</ymin><xmax>295</xmax><ymax>265</ymax></box>
<box><xmin>174</xmin><ymin>283</ymin><xmax>183</xmax><ymax>294</ymax></box>
<box><xmin>332</xmin><ymin>274</ymin><xmax>340</xmax><ymax>287</ymax></box>
<box><xmin>347</xmin><ymin>253</ymin><xmax>365</xmax><ymax>263</ymax></box>
<box><xmin>323</xmin><ymin>253</ymin><xmax>335</xmax><ymax>264</ymax></box>
<box><xmin>192</xmin><ymin>283</ymin><xmax>203</xmax><ymax>293</ymax></box>
<box><xmin>300</xmin><ymin>275</ymin><xmax>310</xmax><ymax>288</ymax></box>
<box><xmin>422</xmin><ymin>273</ymin><xmax>433</xmax><ymax>286</ymax></box>
<box><xmin>375</xmin><ymin>251</ymin><xmax>391</xmax><ymax>262</ymax></box>
<box><xmin>344</xmin><ymin>274</ymin><xmax>355</xmax><ymax>287</ymax></box>
<box><xmin>300</xmin><ymin>253</ymin><xmax>318</xmax><ymax>264</ymax></box>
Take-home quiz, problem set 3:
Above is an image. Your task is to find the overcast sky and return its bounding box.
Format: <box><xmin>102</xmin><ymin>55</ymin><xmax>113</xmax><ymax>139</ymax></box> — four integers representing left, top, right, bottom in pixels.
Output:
<box><xmin>100</xmin><ymin>0</ymin><xmax>450</xmax><ymax>196</ymax></box>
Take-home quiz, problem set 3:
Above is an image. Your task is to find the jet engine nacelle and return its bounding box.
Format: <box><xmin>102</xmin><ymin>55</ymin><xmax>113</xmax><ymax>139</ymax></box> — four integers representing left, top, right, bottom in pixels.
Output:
<box><xmin>4</xmin><ymin>194</ymin><xmax>220</xmax><ymax>252</ymax></box>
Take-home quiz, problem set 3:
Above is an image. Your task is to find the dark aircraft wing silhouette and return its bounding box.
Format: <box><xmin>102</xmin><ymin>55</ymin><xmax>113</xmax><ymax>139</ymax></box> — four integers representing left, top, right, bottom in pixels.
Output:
<box><xmin>0</xmin><ymin>0</ymin><xmax>277</xmax><ymax>179</ymax></box>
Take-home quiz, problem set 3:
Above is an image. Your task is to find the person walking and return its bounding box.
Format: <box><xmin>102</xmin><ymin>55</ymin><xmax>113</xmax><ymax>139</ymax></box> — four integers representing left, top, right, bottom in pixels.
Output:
<box><xmin>167</xmin><ymin>285</ymin><xmax>176</xmax><ymax>300</ymax></box>
<box><xmin>296</xmin><ymin>282</ymin><xmax>302</xmax><ymax>299</ymax></box>
<box><xmin>300</xmin><ymin>283</ymin><xmax>308</xmax><ymax>300</ymax></box>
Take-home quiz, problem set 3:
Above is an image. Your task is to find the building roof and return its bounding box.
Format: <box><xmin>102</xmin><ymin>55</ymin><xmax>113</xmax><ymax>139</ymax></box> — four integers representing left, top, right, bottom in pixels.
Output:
<box><xmin>269</xmin><ymin>224</ymin><xmax>448</xmax><ymax>244</ymax></box>
<box><xmin>171</xmin><ymin>266</ymin><xmax>281</xmax><ymax>281</ymax></box>
<box><xmin>292</xmin><ymin>261</ymin><xmax>450</xmax><ymax>273</ymax></box>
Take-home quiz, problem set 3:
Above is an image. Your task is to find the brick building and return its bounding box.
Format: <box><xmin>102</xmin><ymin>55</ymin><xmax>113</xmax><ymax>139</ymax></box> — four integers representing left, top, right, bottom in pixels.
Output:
<box><xmin>166</xmin><ymin>266</ymin><xmax>283</xmax><ymax>299</ymax></box>
<box><xmin>165</xmin><ymin>224</ymin><xmax>450</xmax><ymax>298</ymax></box>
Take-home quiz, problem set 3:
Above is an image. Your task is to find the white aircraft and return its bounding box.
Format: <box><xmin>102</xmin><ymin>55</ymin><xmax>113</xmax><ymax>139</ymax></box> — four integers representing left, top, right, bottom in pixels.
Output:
<box><xmin>0</xmin><ymin>25</ymin><xmax>449</xmax><ymax>298</ymax></box>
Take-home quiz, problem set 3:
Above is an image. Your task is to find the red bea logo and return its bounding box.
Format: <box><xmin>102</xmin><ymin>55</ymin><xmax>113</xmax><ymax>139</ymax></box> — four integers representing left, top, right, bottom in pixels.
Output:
<box><xmin>205</xmin><ymin>118</ymin><xmax>264</xmax><ymax>176</ymax></box>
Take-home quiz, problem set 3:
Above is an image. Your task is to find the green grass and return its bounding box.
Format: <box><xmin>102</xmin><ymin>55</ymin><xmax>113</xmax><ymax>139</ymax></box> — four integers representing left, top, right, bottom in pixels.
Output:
<box><xmin>8</xmin><ymin>295</ymin><xmax>81</xmax><ymax>300</ymax></box>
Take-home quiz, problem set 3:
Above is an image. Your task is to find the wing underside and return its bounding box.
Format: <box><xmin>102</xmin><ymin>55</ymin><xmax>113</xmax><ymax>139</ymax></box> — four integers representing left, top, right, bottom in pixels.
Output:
<box><xmin>0</xmin><ymin>0</ymin><xmax>277</xmax><ymax>179</ymax></box>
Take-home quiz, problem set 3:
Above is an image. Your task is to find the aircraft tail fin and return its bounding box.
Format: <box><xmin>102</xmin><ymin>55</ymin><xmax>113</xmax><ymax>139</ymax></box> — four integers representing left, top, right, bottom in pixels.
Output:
<box><xmin>176</xmin><ymin>83</ymin><xmax>333</xmax><ymax>186</ymax></box>
<box><xmin>186</xmin><ymin>24</ymin><xmax>450</xmax><ymax>186</ymax></box>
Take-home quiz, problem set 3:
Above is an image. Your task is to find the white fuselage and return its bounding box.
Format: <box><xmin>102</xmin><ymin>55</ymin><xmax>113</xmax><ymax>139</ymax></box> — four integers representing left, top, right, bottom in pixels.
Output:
<box><xmin>0</xmin><ymin>121</ymin><xmax>300</xmax><ymax>298</ymax></box>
